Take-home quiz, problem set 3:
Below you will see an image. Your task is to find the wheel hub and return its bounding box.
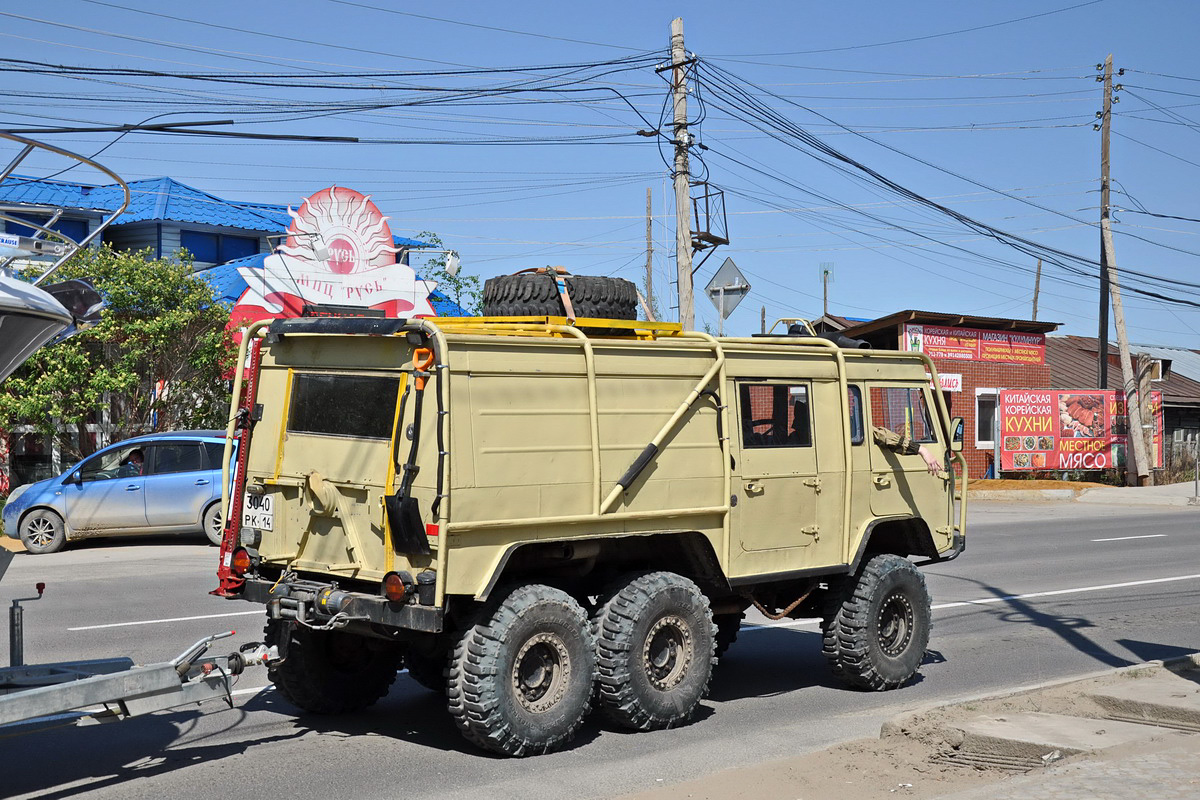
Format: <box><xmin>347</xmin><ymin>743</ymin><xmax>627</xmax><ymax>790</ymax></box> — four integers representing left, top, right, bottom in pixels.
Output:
<box><xmin>877</xmin><ymin>592</ymin><xmax>914</xmax><ymax>657</ymax></box>
<box><xmin>512</xmin><ymin>632</ymin><xmax>570</xmax><ymax>713</ymax></box>
<box><xmin>25</xmin><ymin>518</ymin><xmax>55</xmax><ymax>547</ymax></box>
<box><xmin>643</xmin><ymin>614</ymin><xmax>693</xmax><ymax>691</ymax></box>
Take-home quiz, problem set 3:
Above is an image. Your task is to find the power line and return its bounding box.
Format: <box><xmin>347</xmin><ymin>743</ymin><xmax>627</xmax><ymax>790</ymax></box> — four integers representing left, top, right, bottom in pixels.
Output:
<box><xmin>709</xmin><ymin>1</ymin><xmax>1105</xmax><ymax>57</ymax></box>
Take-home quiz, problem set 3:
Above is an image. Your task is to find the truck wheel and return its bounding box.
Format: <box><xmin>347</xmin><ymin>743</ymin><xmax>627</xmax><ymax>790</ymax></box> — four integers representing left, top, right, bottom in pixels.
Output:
<box><xmin>823</xmin><ymin>554</ymin><xmax>931</xmax><ymax>691</ymax></box>
<box><xmin>482</xmin><ymin>274</ymin><xmax>638</xmax><ymax>320</ymax></box>
<box><xmin>265</xmin><ymin>620</ymin><xmax>401</xmax><ymax>714</ymax></box>
<box><xmin>20</xmin><ymin>509</ymin><xmax>66</xmax><ymax>554</ymax></box>
<box><xmin>714</xmin><ymin>612</ymin><xmax>743</xmax><ymax>661</ymax></box>
<box><xmin>592</xmin><ymin>572</ymin><xmax>716</xmax><ymax>730</ymax></box>
<box><xmin>447</xmin><ymin>584</ymin><xmax>595</xmax><ymax>756</ymax></box>
<box><xmin>403</xmin><ymin>648</ymin><xmax>447</xmax><ymax>693</ymax></box>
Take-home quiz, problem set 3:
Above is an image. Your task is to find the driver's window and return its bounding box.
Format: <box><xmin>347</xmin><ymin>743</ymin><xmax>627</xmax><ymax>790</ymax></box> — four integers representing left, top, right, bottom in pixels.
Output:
<box><xmin>78</xmin><ymin>445</ymin><xmax>145</xmax><ymax>482</ymax></box>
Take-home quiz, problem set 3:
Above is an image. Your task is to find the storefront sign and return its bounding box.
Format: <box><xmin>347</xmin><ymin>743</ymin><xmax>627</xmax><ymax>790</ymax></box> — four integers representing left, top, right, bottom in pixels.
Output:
<box><xmin>997</xmin><ymin>389</ymin><xmax>1164</xmax><ymax>471</ymax></box>
<box><xmin>229</xmin><ymin>186</ymin><xmax>437</xmax><ymax>330</ymax></box>
<box><xmin>939</xmin><ymin>373</ymin><xmax>962</xmax><ymax>392</ymax></box>
<box><xmin>904</xmin><ymin>324</ymin><xmax>1045</xmax><ymax>365</ymax></box>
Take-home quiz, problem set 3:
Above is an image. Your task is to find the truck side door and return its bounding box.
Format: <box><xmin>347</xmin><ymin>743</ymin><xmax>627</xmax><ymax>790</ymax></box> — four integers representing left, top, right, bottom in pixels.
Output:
<box><xmin>865</xmin><ymin>383</ymin><xmax>947</xmax><ymax>520</ymax></box>
<box><xmin>730</xmin><ymin>380</ymin><xmax>843</xmax><ymax>577</ymax></box>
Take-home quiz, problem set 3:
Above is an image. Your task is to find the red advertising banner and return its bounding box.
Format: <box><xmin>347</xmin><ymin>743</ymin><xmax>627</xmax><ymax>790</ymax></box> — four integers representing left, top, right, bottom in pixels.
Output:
<box><xmin>904</xmin><ymin>324</ymin><xmax>1045</xmax><ymax>365</ymax></box>
<box><xmin>998</xmin><ymin>389</ymin><xmax>1164</xmax><ymax>471</ymax></box>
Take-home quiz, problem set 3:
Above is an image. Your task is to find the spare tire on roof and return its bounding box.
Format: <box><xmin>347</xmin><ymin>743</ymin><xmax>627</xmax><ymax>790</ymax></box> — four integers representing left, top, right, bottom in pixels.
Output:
<box><xmin>482</xmin><ymin>273</ymin><xmax>638</xmax><ymax>320</ymax></box>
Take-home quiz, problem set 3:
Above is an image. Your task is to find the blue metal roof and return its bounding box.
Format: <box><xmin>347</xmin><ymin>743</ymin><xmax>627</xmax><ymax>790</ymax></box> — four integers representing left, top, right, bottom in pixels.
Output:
<box><xmin>0</xmin><ymin>175</ymin><xmax>430</xmax><ymax>247</ymax></box>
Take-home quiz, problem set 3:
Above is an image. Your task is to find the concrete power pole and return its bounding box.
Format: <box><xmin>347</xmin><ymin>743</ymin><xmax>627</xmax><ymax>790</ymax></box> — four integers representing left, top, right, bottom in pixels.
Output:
<box><xmin>644</xmin><ymin>187</ymin><xmax>656</xmax><ymax>321</ymax></box>
<box><xmin>1098</xmin><ymin>54</ymin><xmax>1149</xmax><ymax>485</ymax></box>
<box><xmin>1098</xmin><ymin>57</ymin><xmax>1113</xmax><ymax>390</ymax></box>
<box><xmin>669</xmin><ymin>17</ymin><xmax>694</xmax><ymax>330</ymax></box>
<box><xmin>1032</xmin><ymin>258</ymin><xmax>1042</xmax><ymax>321</ymax></box>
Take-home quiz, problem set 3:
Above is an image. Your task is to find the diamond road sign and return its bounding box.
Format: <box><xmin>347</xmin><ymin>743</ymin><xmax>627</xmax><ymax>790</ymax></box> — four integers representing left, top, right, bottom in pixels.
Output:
<box><xmin>704</xmin><ymin>257</ymin><xmax>751</xmax><ymax>319</ymax></box>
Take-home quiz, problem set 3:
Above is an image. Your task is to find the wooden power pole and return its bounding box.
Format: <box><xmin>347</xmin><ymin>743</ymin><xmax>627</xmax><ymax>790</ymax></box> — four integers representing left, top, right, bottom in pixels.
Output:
<box><xmin>669</xmin><ymin>17</ymin><xmax>694</xmax><ymax>330</ymax></box>
<box><xmin>1098</xmin><ymin>53</ymin><xmax>1149</xmax><ymax>485</ymax></box>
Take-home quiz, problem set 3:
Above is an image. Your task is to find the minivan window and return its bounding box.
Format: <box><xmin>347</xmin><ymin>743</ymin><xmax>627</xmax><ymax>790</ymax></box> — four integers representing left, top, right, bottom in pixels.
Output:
<box><xmin>288</xmin><ymin>373</ymin><xmax>400</xmax><ymax>439</ymax></box>
<box><xmin>150</xmin><ymin>443</ymin><xmax>205</xmax><ymax>475</ymax></box>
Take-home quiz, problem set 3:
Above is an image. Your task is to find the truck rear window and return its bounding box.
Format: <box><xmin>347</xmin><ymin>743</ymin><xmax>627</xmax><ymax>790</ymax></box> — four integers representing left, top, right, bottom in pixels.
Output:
<box><xmin>288</xmin><ymin>373</ymin><xmax>400</xmax><ymax>439</ymax></box>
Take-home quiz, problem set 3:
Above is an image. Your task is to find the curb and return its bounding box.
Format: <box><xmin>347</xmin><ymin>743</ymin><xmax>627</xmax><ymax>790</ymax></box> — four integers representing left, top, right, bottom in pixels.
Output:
<box><xmin>968</xmin><ymin>489</ymin><xmax>1079</xmax><ymax>502</ymax></box>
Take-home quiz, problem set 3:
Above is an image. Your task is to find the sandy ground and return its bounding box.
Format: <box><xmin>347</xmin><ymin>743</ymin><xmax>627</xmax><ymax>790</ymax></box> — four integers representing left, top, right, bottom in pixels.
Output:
<box><xmin>620</xmin><ymin>664</ymin><xmax>1194</xmax><ymax>800</ymax></box>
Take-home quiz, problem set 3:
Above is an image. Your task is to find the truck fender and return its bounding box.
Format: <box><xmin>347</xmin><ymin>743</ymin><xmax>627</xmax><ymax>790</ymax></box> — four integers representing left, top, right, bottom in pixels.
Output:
<box><xmin>849</xmin><ymin>516</ymin><xmax>937</xmax><ymax>574</ymax></box>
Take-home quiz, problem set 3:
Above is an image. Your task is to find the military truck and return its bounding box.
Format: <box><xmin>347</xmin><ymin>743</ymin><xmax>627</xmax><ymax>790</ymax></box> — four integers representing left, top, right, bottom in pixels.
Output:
<box><xmin>214</xmin><ymin>305</ymin><xmax>966</xmax><ymax>756</ymax></box>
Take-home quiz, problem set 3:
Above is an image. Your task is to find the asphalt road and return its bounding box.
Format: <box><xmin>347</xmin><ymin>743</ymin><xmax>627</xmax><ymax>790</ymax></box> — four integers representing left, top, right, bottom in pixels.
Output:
<box><xmin>2</xmin><ymin>501</ymin><xmax>1198</xmax><ymax>800</ymax></box>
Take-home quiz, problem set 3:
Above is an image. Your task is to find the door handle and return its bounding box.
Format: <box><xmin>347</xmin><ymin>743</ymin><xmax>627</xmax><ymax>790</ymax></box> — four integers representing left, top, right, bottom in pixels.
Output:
<box><xmin>125</xmin><ymin>485</ymin><xmax>141</xmax><ymax>492</ymax></box>
<box><xmin>195</xmin><ymin>479</ymin><xmax>210</xmax><ymax>486</ymax></box>
<box><xmin>873</xmin><ymin>475</ymin><xmax>891</xmax><ymax>488</ymax></box>
<box><xmin>744</xmin><ymin>481</ymin><xmax>764</xmax><ymax>496</ymax></box>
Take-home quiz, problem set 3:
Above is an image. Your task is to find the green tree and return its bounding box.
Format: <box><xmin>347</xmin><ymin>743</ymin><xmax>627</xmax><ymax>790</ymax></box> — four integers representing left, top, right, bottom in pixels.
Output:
<box><xmin>414</xmin><ymin>231</ymin><xmax>482</xmax><ymax>315</ymax></box>
<box><xmin>0</xmin><ymin>245</ymin><xmax>234</xmax><ymax>463</ymax></box>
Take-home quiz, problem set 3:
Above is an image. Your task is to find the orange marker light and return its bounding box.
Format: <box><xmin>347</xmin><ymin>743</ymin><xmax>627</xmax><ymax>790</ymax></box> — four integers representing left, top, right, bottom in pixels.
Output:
<box><xmin>382</xmin><ymin>572</ymin><xmax>407</xmax><ymax>602</ymax></box>
<box><xmin>231</xmin><ymin>548</ymin><xmax>252</xmax><ymax>576</ymax></box>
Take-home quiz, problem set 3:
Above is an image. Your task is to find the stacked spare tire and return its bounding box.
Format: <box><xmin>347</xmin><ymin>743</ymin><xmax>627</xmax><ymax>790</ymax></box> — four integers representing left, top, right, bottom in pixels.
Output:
<box><xmin>482</xmin><ymin>273</ymin><xmax>638</xmax><ymax>320</ymax></box>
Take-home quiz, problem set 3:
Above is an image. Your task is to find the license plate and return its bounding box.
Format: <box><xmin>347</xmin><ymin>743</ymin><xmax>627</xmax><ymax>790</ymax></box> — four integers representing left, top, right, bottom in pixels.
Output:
<box><xmin>242</xmin><ymin>493</ymin><xmax>274</xmax><ymax>531</ymax></box>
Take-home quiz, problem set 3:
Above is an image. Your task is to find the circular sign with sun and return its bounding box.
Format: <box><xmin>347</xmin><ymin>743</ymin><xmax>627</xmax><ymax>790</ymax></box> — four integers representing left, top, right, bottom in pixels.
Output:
<box><xmin>278</xmin><ymin>186</ymin><xmax>400</xmax><ymax>273</ymax></box>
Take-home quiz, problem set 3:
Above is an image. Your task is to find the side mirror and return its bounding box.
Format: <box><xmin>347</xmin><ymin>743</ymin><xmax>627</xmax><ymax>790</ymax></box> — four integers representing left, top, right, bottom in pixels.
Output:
<box><xmin>949</xmin><ymin>417</ymin><xmax>965</xmax><ymax>453</ymax></box>
<box><xmin>68</xmin><ymin>471</ymin><xmax>83</xmax><ymax>485</ymax></box>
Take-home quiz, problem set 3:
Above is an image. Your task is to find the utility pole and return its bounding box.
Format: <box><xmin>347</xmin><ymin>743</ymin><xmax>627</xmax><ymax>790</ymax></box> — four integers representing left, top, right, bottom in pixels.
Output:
<box><xmin>1031</xmin><ymin>258</ymin><xmax>1042</xmax><ymax>321</ymax></box>
<box><xmin>821</xmin><ymin>263</ymin><xmax>834</xmax><ymax>318</ymax></box>
<box><xmin>760</xmin><ymin>305</ymin><xmax>766</xmax><ymax>334</ymax></box>
<box><xmin>644</xmin><ymin>187</ymin><xmax>656</xmax><ymax>321</ymax></box>
<box><xmin>1098</xmin><ymin>57</ymin><xmax>1113</xmax><ymax>390</ymax></box>
<box><xmin>1097</xmin><ymin>54</ymin><xmax>1148</xmax><ymax>485</ymax></box>
<box><xmin>669</xmin><ymin>17</ymin><xmax>694</xmax><ymax>330</ymax></box>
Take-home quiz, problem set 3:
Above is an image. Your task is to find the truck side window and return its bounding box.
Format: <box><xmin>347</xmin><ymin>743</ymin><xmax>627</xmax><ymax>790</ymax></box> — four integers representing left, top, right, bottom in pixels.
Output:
<box><xmin>848</xmin><ymin>385</ymin><xmax>864</xmax><ymax>444</ymax></box>
<box><xmin>739</xmin><ymin>383</ymin><xmax>811</xmax><ymax>448</ymax></box>
<box><xmin>870</xmin><ymin>386</ymin><xmax>935</xmax><ymax>443</ymax></box>
<box><xmin>288</xmin><ymin>373</ymin><xmax>401</xmax><ymax>439</ymax></box>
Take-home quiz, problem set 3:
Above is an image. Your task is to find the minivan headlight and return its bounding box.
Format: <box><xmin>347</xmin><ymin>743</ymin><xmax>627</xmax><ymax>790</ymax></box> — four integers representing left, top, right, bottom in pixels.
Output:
<box><xmin>4</xmin><ymin>483</ymin><xmax>31</xmax><ymax>508</ymax></box>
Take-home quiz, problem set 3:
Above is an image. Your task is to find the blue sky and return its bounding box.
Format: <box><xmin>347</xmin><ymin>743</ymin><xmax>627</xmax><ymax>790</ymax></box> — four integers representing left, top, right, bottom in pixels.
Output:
<box><xmin>3</xmin><ymin>1</ymin><xmax>1199</xmax><ymax>346</ymax></box>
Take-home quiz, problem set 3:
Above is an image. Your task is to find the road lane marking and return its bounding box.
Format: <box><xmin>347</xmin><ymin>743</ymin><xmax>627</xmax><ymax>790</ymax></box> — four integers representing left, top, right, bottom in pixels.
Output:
<box><xmin>68</xmin><ymin>610</ymin><xmax>264</xmax><ymax>631</ymax></box>
<box><xmin>743</xmin><ymin>572</ymin><xmax>1200</xmax><ymax>632</ymax></box>
<box><xmin>1091</xmin><ymin>534</ymin><xmax>1168</xmax><ymax>542</ymax></box>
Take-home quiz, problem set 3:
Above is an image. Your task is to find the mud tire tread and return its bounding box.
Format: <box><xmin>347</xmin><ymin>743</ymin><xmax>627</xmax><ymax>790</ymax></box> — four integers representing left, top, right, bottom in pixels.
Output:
<box><xmin>446</xmin><ymin>584</ymin><xmax>595</xmax><ymax>756</ymax></box>
<box><xmin>264</xmin><ymin>620</ymin><xmax>400</xmax><ymax>714</ymax></box>
<box><xmin>822</xmin><ymin>554</ymin><xmax>931</xmax><ymax>691</ymax></box>
<box><xmin>592</xmin><ymin>571</ymin><xmax>716</xmax><ymax>731</ymax></box>
<box><xmin>482</xmin><ymin>274</ymin><xmax>637</xmax><ymax>320</ymax></box>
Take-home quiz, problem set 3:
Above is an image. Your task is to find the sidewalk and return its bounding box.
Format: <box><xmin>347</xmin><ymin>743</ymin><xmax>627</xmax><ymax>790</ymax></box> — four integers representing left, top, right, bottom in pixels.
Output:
<box><xmin>627</xmin><ymin>656</ymin><xmax>1200</xmax><ymax>800</ymax></box>
<box><xmin>970</xmin><ymin>479</ymin><xmax>1200</xmax><ymax>507</ymax></box>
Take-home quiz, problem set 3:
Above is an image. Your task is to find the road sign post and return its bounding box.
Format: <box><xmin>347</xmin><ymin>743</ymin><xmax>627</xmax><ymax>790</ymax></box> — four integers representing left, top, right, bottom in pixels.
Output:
<box><xmin>705</xmin><ymin>257</ymin><xmax>751</xmax><ymax>336</ymax></box>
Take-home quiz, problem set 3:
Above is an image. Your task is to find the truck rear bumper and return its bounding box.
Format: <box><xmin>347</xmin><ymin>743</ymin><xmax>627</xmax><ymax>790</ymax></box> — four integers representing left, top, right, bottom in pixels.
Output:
<box><xmin>240</xmin><ymin>577</ymin><xmax>444</xmax><ymax>634</ymax></box>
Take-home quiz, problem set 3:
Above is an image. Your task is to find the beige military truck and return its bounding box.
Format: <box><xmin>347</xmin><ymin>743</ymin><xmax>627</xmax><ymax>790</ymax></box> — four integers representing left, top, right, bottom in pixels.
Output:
<box><xmin>214</xmin><ymin>307</ymin><xmax>966</xmax><ymax>757</ymax></box>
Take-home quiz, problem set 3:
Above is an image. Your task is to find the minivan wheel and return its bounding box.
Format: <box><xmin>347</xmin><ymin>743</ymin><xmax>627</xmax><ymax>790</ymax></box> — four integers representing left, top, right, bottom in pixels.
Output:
<box><xmin>19</xmin><ymin>510</ymin><xmax>67</xmax><ymax>555</ymax></box>
<box><xmin>202</xmin><ymin>502</ymin><xmax>223</xmax><ymax>546</ymax></box>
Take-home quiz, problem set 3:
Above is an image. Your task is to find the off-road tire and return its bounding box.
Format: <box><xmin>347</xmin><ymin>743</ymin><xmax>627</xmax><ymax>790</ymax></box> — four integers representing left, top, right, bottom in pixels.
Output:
<box><xmin>202</xmin><ymin>502</ymin><xmax>223</xmax><ymax>546</ymax></box>
<box><xmin>482</xmin><ymin>274</ymin><xmax>638</xmax><ymax>320</ymax></box>
<box><xmin>447</xmin><ymin>584</ymin><xmax>595</xmax><ymax>756</ymax></box>
<box><xmin>19</xmin><ymin>509</ymin><xmax>66</xmax><ymax>555</ymax></box>
<box><xmin>714</xmin><ymin>612</ymin><xmax>744</xmax><ymax>661</ymax></box>
<box><xmin>592</xmin><ymin>572</ymin><xmax>716</xmax><ymax>730</ymax></box>
<box><xmin>822</xmin><ymin>554</ymin><xmax>931</xmax><ymax>691</ymax></box>
<box><xmin>404</xmin><ymin>648</ymin><xmax>448</xmax><ymax>693</ymax></box>
<box><xmin>265</xmin><ymin>620</ymin><xmax>401</xmax><ymax>714</ymax></box>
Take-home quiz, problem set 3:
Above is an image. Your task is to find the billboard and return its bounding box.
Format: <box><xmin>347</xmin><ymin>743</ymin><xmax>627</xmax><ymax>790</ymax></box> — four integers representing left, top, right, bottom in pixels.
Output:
<box><xmin>229</xmin><ymin>186</ymin><xmax>438</xmax><ymax>331</ymax></box>
<box><xmin>997</xmin><ymin>389</ymin><xmax>1164</xmax><ymax>471</ymax></box>
<box><xmin>904</xmin><ymin>324</ymin><xmax>1045</xmax><ymax>365</ymax></box>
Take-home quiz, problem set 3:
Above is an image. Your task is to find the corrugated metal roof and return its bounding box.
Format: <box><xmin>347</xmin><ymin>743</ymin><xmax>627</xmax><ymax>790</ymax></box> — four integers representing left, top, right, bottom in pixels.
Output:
<box><xmin>0</xmin><ymin>176</ymin><xmax>431</xmax><ymax>246</ymax></box>
<box><xmin>1047</xmin><ymin>335</ymin><xmax>1200</xmax><ymax>406</ymax></box>
<box><xmin>843</xmin><ymin>309</ymin><xmax>1060</xmax><ymax>339</ymax></box>
<box><xmin>1130</xmin><ymin>342</ymin><xmax>1200</xmax><ymax>385</ymax></box>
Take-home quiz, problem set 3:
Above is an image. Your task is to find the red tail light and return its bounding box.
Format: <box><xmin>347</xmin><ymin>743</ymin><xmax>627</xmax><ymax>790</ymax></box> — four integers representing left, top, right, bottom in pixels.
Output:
<box><xmin>231</xmin><ymin>547</ymin><xmax>252</xmax><ymax>576</ymax></box>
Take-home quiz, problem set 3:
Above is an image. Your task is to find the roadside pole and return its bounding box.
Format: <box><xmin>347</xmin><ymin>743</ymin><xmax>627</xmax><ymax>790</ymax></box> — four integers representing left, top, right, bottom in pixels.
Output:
<box><xmin>669</xmin><ymin>17</ymin><xmax>694</xmax><ymax>330</ymax></box>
